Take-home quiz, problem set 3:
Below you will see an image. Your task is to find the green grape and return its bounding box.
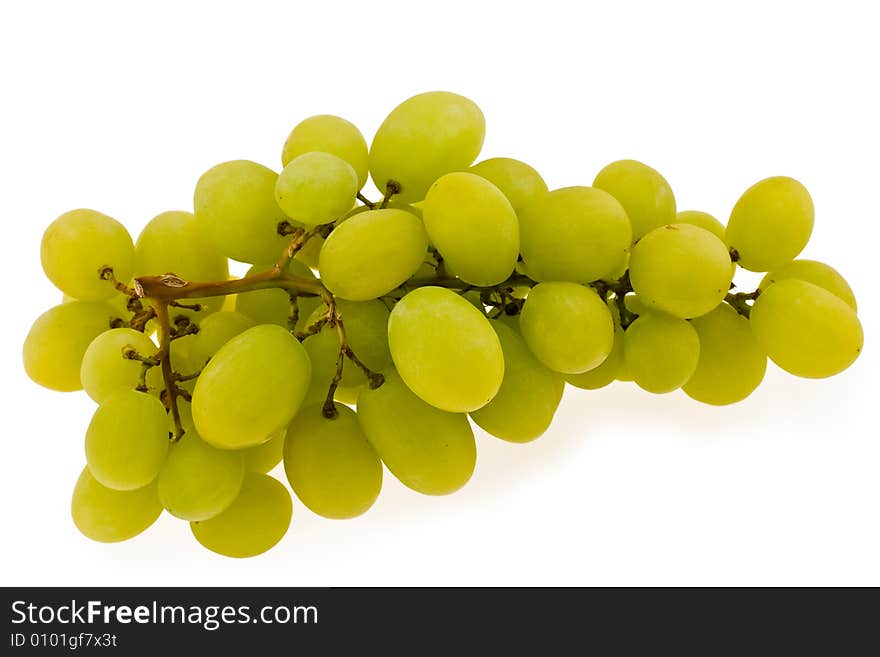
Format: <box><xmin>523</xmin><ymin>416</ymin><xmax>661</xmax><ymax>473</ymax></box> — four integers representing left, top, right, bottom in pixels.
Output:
<box><xmin>241</xmin><ymin>428</ymin><xmax>286</xmax><ymax>473</ymax></box>
<box><xmin>236</xmin><ymin>261</ymin><xmax>320</xmax><ymax>331</ymax></box>
<box><xmin>293</xmin><ymin>233</ymin><xmax>323</xmax><ymax>269</ymax></box>
<box><xmin>726</xmin><ymin>176</ymin><xmax>814</xmax><ymax>272</ymax></box>
<box><xmin>370</xmin><ymin>91</ymin><xmax>485</xmax><ymax>202</ymax></box>
<box><xmin>565</xmin><ymin>325</ymin><xmax>626</xmax><ymax>390</ymax></box>
<box><xmin>23</xmin><ymin>301</ymin><xmax>118</xmax><ymax>392</ymax></box>
<box><xmin>193</xmin><ymin>325</ymin><xmax>311</xmax><ymax>448</ymax></box>
<box><xmin>85</xmin><ymin>391</ymin><xmax>169</xmax><ymax>490</ymax></box>
<box><xmin>281</xmin><ymin>114</ymin><xmax>369</xmax><ymax>188</ymax></box>
<box><xmin>623</xmin><ymin>312</ymin><xmax>700</xmax><ymax>394</ymax></box>
<box><xmin>629</xmin><ymin>224</ymin><xmax>733</xmax><ymax>318</ymax></box>
<box><xmin>157</xmin><ymin>431</ymin><xmax>244</xmax><ymax>521</ymax></box>
<box><xmin>759</xmin><ymin>259</ymin><xmax>857</xmax><ymax>310</ymax></box>
<box><xmin>319</xmin><ymin>209</ymin><xmax>428</xmax><ymax>301</ymax></box>
<box><xmin>593</xmin><ymin>160</ymin><xmax>677</xmax><ymax>241</ymax></box>
<box><xmin>749</xmin><ymin>279</ymin><xmax>863</xmax><ymax>378</ymax></box>
<box><xmin>187</xmin><ymin>311</ymin><xmax>255</xmax><ymax>366</ymax></box>
<box><xmin>624</xmin><ymin>294</ymin><xmax>652</xmax><ymax>317</ymax></box>
<box><xmin>275</xmin><ymin>152</ymin><xmax>358</xmax><ymax>226</ymax></box>
<box><xmin>422</xmin><ymin>172</ymin><xmax>519</xmax><ymax>286</ymax></box>
<box><xmin>519</xmin><ymin>282</ymin><xmax>614</xmax><ymax>374</ymax></box>
<box><xmin>191</xmin><ymin>472</ymin><xmax>292</xmax><ymax>558</ymax></box>
<box><xmin>470</xmin><ymin>322</ymin><xmax>564</xmax><ymax>443</ymax></box>
<box><xmin>133</xmin><ymin>210</ymin><xmax>228</xmax><ymax>317</ymax></box>
<box><xmin>469</xmin><ymin>157</ymin><xmax>548</xmax><ymax>213</ymax></box>
<box><xmin>194</xmin><ymin>160</ymin><xmax>289</xmax><ymax>264</ymax></box>
<box><xmin>683</xmin><ymin>303</ymin><xmax>766</xmax><ymax>405</ymax></box>
<box><xmin>41</xmin><ymin>209</ymin><xmax>134</xmax><ymax>301</ymax></box>
<box><xmin>357</xmin><ymin>370</ymin><xmax>476</xmax><ymax>495</ymax></box>
<box><xmin>284</xmin><ymin>403</ymin><xmax>382</xmax><ymax>519</ymax></box>
<box><xmin>674</xmin><ymin>210</ymin><xmax>725</xmax><ymax>240</ymax></box>
<box><xmin>80</xmin><ymin>328</ymin><xmax>162</xmax><ymax>403</ymax></box>
<box><xmin>518</xmin><ymin>187</ymin><xmax>631</xmax><ymax>283</ymax></box>
<box><xmin>388</xmin><ymin>286</ymin><xmax>504</xmax><ymax>412</ymax></box>
<box><xmin>71</xmin><ymin>467</ymin><xmax>161</xmax><ymax>543</ymax></box>
<box><xmin>334</xmin><ymin>385</ymin><xmax>361</xmax><ymax>405</ymax></box>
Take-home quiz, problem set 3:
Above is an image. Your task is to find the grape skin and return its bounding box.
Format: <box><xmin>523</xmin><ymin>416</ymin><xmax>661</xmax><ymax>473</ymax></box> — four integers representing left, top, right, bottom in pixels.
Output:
<box><xmin>71</xmin><ymin>467</ymin><xmax>162</xmax><ymax>543</ymax></box>
<box><xmin>623</xmin><ymin>312</ymin><xmax>700</xmax><ymax>394</ymax></box>
<box><xmin>593</xmin><ymin>160</ymin><xmax>677</xmax><ymax>241</ymax></box>
<box><xmin>275</xmin><ymin>152</ymin><xmax>358</xmax><ymax>226</ymax></box>
<box><xmin>80</xmin><ymin>327</ymin><xmax>162</xmax><ymax>403</ymax></box>
<box><xmin>281</xmin><ymin>114</ymin><xmax>369</xmax><ymax>188</ymax></box>
<box><xmin>759</xmin><ymin>259</ymin><xmax>857</xmax><ymax>311</ymax></box>
<box><xmin>469</xmin><ymin>157</ymin><xmax>548</xmax><ymax>213</ymax></box>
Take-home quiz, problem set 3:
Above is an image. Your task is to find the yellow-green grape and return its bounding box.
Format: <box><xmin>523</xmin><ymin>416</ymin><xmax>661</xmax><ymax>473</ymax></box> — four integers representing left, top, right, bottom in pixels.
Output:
<box><xmin>470</xmin><ymin>322</ymin><xmax>564</xmax><ymax>443</ymax></box>
<box><xmin>319</xmin><ymin>209</ymin><xmax>428</xmax><ymax>301</ymax></box>
<box><xmin>749</xmin><ymin>279</ymin><xmax>863</xmax><ymax>378</ymax></box>
<box><xmin>191</xmin><ymin>473</ymin><xmax>292</xmax><ymax>558</ymax></box>
<box><xmin>422</xmin><ymin>172</ymin><xmax>519</xmax><ymax>286</ymax></box>
<box><xmin>275</xmin><ymin>152</ymin><xmax>358</xmax><ymax>226</ymax></box>
<box><xmin>520</xmin><ymin>282</ymin><xmax>614</xmax><ymax>374</ymax></box>
<box><xmin>294</xmin><ymin>233</ymin><xmax>323</xmax><ymax>269</ymax></box>
<box><xmin>357</xmin><ymin>370</ymin><xmax>476</xmax><ymax>495</ymax></box>
<box><xmin>565</xmin><ymin>324</ymin><xmax>626</xmax><ymax>390</ymax></box>
<box><xmin>187</xmin><ymin>311</ymin><xmax>255</xmax><ymax>366</ymax></box>
<box><xmin>133</xmin><ymin>210</ymin><xmax>228</xmax><ymax>317</ymax></box>
<box><xmin>674</xmin><ymin>210</ymin><xmax>725</xmax><ymax>240</ymax></box>
<box><xmin>469</xmin><ymin>157</ymin><xmax>548</xmax><ymax>213</ymax></box>
<box><xmin>281</xmin><ymin>114</ymin><xmax>369</xmax><ymax>188</ymax></box>
<box><xmin>759</xmin><ymin>259</ymin><xmax>857</xmax><ymax>310</ymax></box>
<box><xmin>593</xmin><ymin>160</ymin><xmax>677</xmax><ymax>241</ymax></box>
<box><xmin>71</xmin><ymin>467</ymin><xmax>161</xmax><ymax>543</ymax></box>
<box><xmin>388</xmin><ymin>286</ymin><xmax>504</xmax><ymax>412</ymax></box>
<box><xmin>23</xmin><ymin>301</ymin><xmax>118</xmax><ymax>392</ymax></box>
<box><xmin>624</xmin><ymin>294</ymin><xmax>652</xmax><ymax>317</ymax></box>
<box><xmin>369</xmin><ymin>91</ymin><xmax>485</xmax><ymax>202</ymax></box>
<box><xmin>85</xmin><ymin>391</ymin><xmax>169</xmax><ymax>490</ymax></box>
<box><xmin>41</xmin><ymin>209</ymin><xmax>134</xmax><ymax>301</ymax></box>
<box><xmin>683</xmin><ymin>303</ymin><xmax>767</xmax><ymax>405</ymax></box>
<box><xmin>80</xmin><ymin>328</ymin><xmax>162</xmax><ymax>403</ymax></box>
<box><xmin>236</xmin><ymin>261</ymin><xmax>320</xmax><ymax>331</ymax></box>
<box><xmin>726</xmin><ymin>176</ymin><xmax>814</xmax><ymax>272</ymax></box>
<box><xmin>629</xmin><ymin>224</ymin><xmax>733</xmax><ymax>318</ymax></box>
<box><xmin>157</xmin><ymin>431</ymin><xmax>244</xmax><ymax>521</ymax></box>
<box><xmin>284</xmin><ymin>403</ymin><xmax>382</xmax><ymax>519</ymax></box>
<box><xmin>334</xmin><ymin>385</ymin><xmax>361</xmax><ymax>405</ymax></box>
<box><xmin>623</xmin><ymin>313</ymin><xmax>700</xmax><ymax>394</ymax></box>
<box><xmin>241</xmin><ymin>428</ymin><xmax>286</xmax><ymax>473</ymax></box>
<box><xmin>194</xmin><ymin>160</ymin><xmax>289</xmax><ymax>264</ymax></box>
<box><xmin>518</xmin><ymin>187</ymin><xmax>631</xmax><ymax>283</ymax></box>
<box><xmin>193</xmin><ymin>325</ymin><xmax>311</xmax><ymax>449</ymax></box>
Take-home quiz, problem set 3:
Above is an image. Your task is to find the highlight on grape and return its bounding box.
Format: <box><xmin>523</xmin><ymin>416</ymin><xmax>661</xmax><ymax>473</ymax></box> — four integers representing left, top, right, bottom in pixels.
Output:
<box><xmin>24</xmin><ymin>91</ymin><xmax>864</xmax><ymax>558</ymax></box>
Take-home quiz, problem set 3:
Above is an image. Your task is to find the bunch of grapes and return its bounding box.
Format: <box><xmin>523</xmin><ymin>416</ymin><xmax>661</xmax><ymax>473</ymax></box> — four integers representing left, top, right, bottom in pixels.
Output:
<box><xmin>23</xmin><ymin>91</ymin><xmax>864</xmax><ymax>558</ymax></box>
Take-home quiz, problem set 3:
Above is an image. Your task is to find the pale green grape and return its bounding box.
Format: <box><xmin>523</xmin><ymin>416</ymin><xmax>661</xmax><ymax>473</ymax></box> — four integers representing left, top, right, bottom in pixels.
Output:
<box><xmin>422</xmin><ymin>172</ymin><xmax>519</xmax><ymax>286</ymax></box>
<box><xmin>565</xmin><ymin>325</ymin><xmax>626</xmax><ymax>390</ymax></box>
<box><xmin>319</xmin><ymin>209</ymin><xmax>428</xmax><ymax>301</ymax></box>
<box><xmin>593</xmin><ymin>160</ymin><xmax>676</xmax><ymax>241</ymax></box>
<box><xmin>236</xmin><ymin>260</ymin><xmax>320</xmax><ymax>331</ymax></box>
<box><xmin>388</xmin><ymin>286</ymin><xmax>504</xmax><ymax>412</ymax></box>
<box><xmin>469</xmin><ymin>157</ymin><xmax>548</xmax><ymax>212</ymax></box>
<box><xmin>284</xmin><ymin>403</ymin><xmax>382</xmax><ymax>519</ymax></box>
<box><xmin>187</xmin><ymin>311</ymin><xmax>255</xmax><ymax>366</ymax></box>
<box><xmin>624</xmin><ymin>294</ymin><xmax>652</xmax><ymax>317</ymax></box>
<box><xmin>85</xmin><ymin>391</ymin><xmax>169</xmax><ymax>490</ymax></box>
<box><xmin>370</xmin><ymin>91</ymin><xmax>485</xmax><ymax>202</ymax></box>
<box><xmin>193</xmin><ymin>325</ymin><xmax>311</xmax><ymax>448</ymax></box>
<box><xmin>194</xmin><ymin>160</ymin><xmax>289</xmax><ymax>264</ymax></box>
<box><xmin>282</xmin><ymin>114</ymin><xmax>369</xmax><ymax>188</ymax></box>
<box><xmin>275</xmin><ymin>152</ymin><xmax>358</xmax><ymax>226</ymax></box>
<box><xmin>520</xmin><ymin>282</ymin><xmax>614</xmax><ymax>374</ymax></box>
<box><xmin>357</xmin><ymin>370</ymin><xmax>476</xmax><ymax>495</ymax></box>
<box><xmin>759</xmin><ymin>259</ymin><xmax>857</xmax><ymax>310</ymax></box>
<box><xmin>41</xmin><ymin>209</ymin><xmax>134</xmax><ymax>300</ymax></box>
<box><xmin>749</xmin><ymin>279</ymin><xmax>863</xmax><ymax>378</ymax></box>
<box><xmin>191</xmin><ymin>472</ymin><xmax>292</xmax><ymax>558</ymax></box>
<box><xmin>674</xmin><ymin>210</ymin><xmax>725</xmax><ymax>240</ymax></box>
<box><xmin>518</xmin><ymin>187</ymin><xmax>631</xmax><ymax>282</ymax></box>
<box><xmin>623</xmin><ymin>312</ymin><xmax>700</xmax><ymax>394</ymax></box>
<box><xmin>134</xmin><ymin>210</ymin><xmax>228</xmax><ymax>316</ymax></box>
<box><xmin>470</xmin><ymin>322</ymin><xmax>564</xmax><ymax>443</ymax></box>
<box><xmin>293</xmin><ymin>233</ymin><xmax>323</xmax><ymax>269</ymax></box>
<box><xmin>629</xmin><ymin>224</ymin><xmax>733</xmax><ymax>318</ymax></box>
<box><xmin>241</xmin><ymin>428</ymin><xmax>286</xmax><ymax>473</ymax></box>
<box><xmin>683</xmin><ymin>303</ymin><xmax>767</xmax><ymax>405</ymax></box>
<box><xmin>334</xmin><ymin>385</ymin><xmax>361</xmax><ymax>405</ymax></box>
<box><xmin>71</xmin><ymin>467</ymin><xmax>161</xmax><ymax>543</ymax></box>
<box><xmin>80</xmin><ymin>328</ymin><xmax>162</xmax><ymax>403</ymax></box>
<box><xmin>23</xmin><ymin>301</ymin><xmax>119</xmax><ymax>392</ymax></box>
<box><xmin>726</xmin><ymin>176</ymin><xmax>814</xmax><ymax>272</ymax></box>
<box><xmin>157</xmin><ymin>431</ymin><xmax>244</xmax><ymax>521</ymax></box>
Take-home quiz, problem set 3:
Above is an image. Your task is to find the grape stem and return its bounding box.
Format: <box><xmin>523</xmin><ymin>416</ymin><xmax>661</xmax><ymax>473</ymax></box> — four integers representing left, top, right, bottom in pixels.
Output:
<box><xmin>725</xmin><ymin>289</ymin><xmax>761</xmax><ymax>318</ymax></box>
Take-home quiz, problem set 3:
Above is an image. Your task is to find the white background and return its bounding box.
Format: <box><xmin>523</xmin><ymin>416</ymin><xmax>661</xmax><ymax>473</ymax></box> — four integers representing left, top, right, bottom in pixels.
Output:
<box><xmin>1</xmin><ymin>0</ymin><xmax>877</xmax><ymax>586</ymax></box>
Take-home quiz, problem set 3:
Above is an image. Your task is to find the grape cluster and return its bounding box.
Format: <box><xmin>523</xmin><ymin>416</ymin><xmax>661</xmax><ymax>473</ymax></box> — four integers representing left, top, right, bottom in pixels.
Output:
<box><xmin>23</xmin><ymin>91</ymin><xmax>864</xmax><ymax>558</ymax></box>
